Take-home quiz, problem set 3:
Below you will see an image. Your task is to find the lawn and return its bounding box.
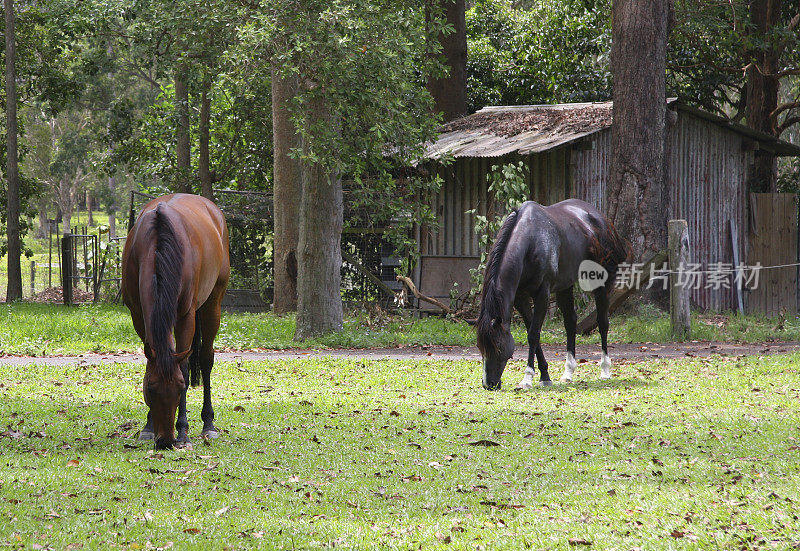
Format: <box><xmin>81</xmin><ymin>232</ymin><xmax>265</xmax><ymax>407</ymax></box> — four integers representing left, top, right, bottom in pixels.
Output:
<box><xmin>0</xmin><ymin>302</ymin><xmax>799</xmax><ymax>356</ymax></box>
<box><xmin>1</xmin><ymin>353</ymin><xmax>799</xmax><ymax>549</ymax></box>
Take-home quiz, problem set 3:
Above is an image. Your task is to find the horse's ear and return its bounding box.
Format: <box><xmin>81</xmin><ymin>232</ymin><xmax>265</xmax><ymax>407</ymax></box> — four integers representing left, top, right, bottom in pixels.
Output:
<box><xmin>143</xmin><ymin>343</ymin><xmax>155</xmax><ymax>361</ymax></box>
<box><xmin>173</xmin><ymin>348</ymin><xmax>192</xmax><ymax>363</ymax></box>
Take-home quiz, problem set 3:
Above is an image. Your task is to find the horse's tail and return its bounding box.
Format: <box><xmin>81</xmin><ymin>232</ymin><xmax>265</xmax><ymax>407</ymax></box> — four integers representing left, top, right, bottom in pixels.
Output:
<box><xmin>150</xmin><ymin>203</ymin><xmax>183</xmax><ymax>378</ymax></box>
<box><xmin>476</xmin><ymin>209</ymin><xmax>519</xmax><ymax>354</ymax></box>
<box><xmin>602</xmin><ymin>220</ymin><xmax>633</xmax><ymax>268</ymax></box>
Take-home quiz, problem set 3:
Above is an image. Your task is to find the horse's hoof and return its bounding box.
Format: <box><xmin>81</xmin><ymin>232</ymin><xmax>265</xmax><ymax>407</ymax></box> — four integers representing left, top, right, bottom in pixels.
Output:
<box><xmin>138</xmin><ymin>430</ymin><xmax>154</xmax><ymax>441</ymax></box>
<box><xmin>176</xmin><ymin>441</ymin><xmax>194</xmax><ymax>450</ymax></box>
<box><xmin>539</xmin><ymin>380</ymin><xmax>553</xmax><ymax>387</ymax></box>
<box><xmin>202</xmin><ymin>430</ymin><xmax>220</xmax><ymax>440</ymax></box>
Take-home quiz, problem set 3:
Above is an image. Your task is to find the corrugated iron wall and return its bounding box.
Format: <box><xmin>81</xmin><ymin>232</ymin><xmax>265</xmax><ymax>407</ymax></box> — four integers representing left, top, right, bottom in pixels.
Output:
<box><xmin>572</xmin><ymin>131</ymin><xmax>611</xmax><ymax>213</ymax></box>
<box><xmin>424</xmin><ymin>157</ymin><xmax>491</xmax><ymax>257</ymax></box>
<box><xmin>529</xmin><ymin>148</ymin><xmax>571</xmax><ymax>206</ymax></box>
<box><xmin>424</xmin><ymin>149</ymin><xmax>572</xmax><ymax>258</ymax></box>
<box><xmin>668</xmin><ymin>113</ymin><xmax>751</xmax><ymax>311</ymax></box>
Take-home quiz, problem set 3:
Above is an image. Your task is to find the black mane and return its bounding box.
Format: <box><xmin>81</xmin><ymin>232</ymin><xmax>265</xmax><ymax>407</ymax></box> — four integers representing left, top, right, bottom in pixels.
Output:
<box><xmin>476</xmin><ymin>209</ymin><xmax>519</xmax><ymax>354</ymax></box>
<box><xmin>149</xmin><ymin>203</ymin><xmax>183</xmax><ymax>378</ymax></box>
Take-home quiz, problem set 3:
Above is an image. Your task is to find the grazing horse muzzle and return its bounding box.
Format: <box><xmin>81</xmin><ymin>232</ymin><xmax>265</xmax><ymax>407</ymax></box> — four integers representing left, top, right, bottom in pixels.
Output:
<box><xmin>482</xmin><ymin>358</ymin><xmax>506</xmax><ymax>391</ymax></box>
<box><xmin>143</xmin><ymin>375</ymin><xmax>184</xmax><ymax>449</ymax></box>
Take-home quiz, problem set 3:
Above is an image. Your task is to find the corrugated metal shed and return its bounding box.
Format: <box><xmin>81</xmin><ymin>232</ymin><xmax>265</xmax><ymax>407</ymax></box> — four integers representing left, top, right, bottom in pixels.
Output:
<box><xmin>424</xmin><ymin>99</ymin><xmax>800</xmax><ymax>159</ymax></box>
<box><xmin>417</xmin><ymin>100</ymin><xmax>800</xmax><ymax>312</ymax></box>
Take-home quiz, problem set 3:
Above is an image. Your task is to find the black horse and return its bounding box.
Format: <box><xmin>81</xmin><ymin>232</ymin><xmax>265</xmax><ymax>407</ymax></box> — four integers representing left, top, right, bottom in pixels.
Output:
<box><xmin>476</xmin><ymin>199</ymin><xmax>632</xmax><ymax>390</ymax></box>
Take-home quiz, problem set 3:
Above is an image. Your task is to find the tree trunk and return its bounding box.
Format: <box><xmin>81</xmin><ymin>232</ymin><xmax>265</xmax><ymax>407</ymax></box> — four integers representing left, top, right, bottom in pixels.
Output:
<box><xmin>86</xmin><ymin>190</ymin><xmax>94</xmax><ymax>226</ymax></box>
<box><xmin>271</xmin><ymin>66</ymin><xmax>301</xmax><ymax>314</ymax></box>
<box><xmin>58</xmin><ymin>180</ymin><xmax>73</xmax><ymax>235</ymax></box>
<box><xmin>427</xmin><ymin>0</ymin><xmax>467</xmax><ymax>122</ymax></box>
<box><xmin>608</xmin><ymin>0</ymin><xmax>671</xmax><ymax>262</ymax></box>
<box><xmin>746</xmin><ymin>0</ymin><xmax>781</xmax><ymax>193</ymax></box>
<box><xmin>108</xmin><ymin>175</ymin><xmax>116</xmax><ymax>240</ymax></box>
<box><xmin>36</xmin><ymin>196</ymin><xmax>48</xmax><ymax>239</ymax></box>
<box><xmin>175</xmin><ymin>62</ymin><xmax>191</xmax><ymax>194</ymax></box>
<box><xmin>199</xmin><ymin>72</ymin><xmax>214</xmax><ymax>200</ymax></box>
<box><xmin>4</xmin><ymin>0</ymin><xmax>22</xmax><ymax>301</ymax></box>
<box><xmin>294</xmin><ymin>93</ymin><xmax>343</xmax><ymax>339</ymax></box>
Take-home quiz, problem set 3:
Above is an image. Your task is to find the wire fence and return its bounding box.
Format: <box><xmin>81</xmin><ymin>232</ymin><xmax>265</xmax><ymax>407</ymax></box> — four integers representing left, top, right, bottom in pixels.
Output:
<box><xmin>1</xmin><ymin>190</ymin><xmax>402</xmax><ymax>307</ymax></box>
<box><xmin>0</xmin><ymin>222</ymin><xmax>123</xmax><ymax>302</ymax></box>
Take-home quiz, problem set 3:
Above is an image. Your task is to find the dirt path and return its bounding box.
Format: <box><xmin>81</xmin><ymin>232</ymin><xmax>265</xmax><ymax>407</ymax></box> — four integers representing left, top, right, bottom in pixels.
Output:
<box><xmin>1</xmin><ymin>341</ymin><xmax>799</xmax><ymax>367</ymax></box>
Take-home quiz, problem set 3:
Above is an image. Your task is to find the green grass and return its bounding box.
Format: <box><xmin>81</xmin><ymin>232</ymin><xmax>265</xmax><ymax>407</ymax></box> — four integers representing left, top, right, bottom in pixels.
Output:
<box><xmin>0</xmin><ymin>303</ymin><xmax>799</xmax><ymax>356</ymax></box>
<box><xmin>1</xmin><ymin>353</ymin><xmax>799</xmax><ymax>549</ymax></box>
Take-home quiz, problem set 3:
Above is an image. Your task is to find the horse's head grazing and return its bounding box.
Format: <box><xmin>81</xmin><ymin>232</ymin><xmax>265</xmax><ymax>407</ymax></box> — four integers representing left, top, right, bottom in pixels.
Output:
<box><xmin>143</xmin><ymin>344</ymin><xmax>192</xmax><ymax>449</ymax></box>
<box><xmin>476</xmin><ymin>317</ymin><xmax>515</xmax><ymax>391</ymax></box>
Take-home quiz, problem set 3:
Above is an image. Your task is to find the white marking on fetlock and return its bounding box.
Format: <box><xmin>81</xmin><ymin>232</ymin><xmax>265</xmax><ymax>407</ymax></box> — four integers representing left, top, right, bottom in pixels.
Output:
<box><xmin>561</xmin><ymin>353</ymin><xmax>577</xmax><ymax>382</ymax></box>
<box><xmin>517</xmin><ymin>366</ymin><xmax>536</xmax><ymax>390</ymax></box>
<box><xmin>600</xmin><ymin>352</ymin><xmax>612</xmax><ymax>379</ymax></box>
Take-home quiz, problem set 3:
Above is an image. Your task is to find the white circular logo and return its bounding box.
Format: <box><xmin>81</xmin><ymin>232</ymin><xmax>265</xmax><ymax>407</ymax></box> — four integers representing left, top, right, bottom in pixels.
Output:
<box><xmin>578</xmin><ymin>260</ymin><xmax>608</xmax><ymax>292</ymax></box>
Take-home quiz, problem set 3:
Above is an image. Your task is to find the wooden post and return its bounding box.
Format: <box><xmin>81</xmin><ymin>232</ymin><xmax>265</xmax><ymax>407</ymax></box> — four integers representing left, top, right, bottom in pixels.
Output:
<box><xmin>30</xmin><ymin>260</ymin><xmax>35</xmax><ymax>296</ymax></box>
<box><xmin>61</xmin><ymin>234</ymin><xmax>73</xmax><ymax>306</ymax></box>
<box><xmin>668</xmin><ymin>219</ymin><xmax>690</xmax><ymax>339</ymax></box>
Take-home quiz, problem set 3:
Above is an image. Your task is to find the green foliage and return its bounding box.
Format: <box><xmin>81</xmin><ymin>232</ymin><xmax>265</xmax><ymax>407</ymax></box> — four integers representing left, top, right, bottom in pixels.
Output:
<box><xmin>468</xmin><ymin>161</ymin><xmax>529</xmax><ymax>297</ymax></box>
<box><xmin>466</xmin><ymin>0</ymin><xmax>611</xmax><ymax>112</ymax></box>
<box><xmin>1</xmin><ymin>352</ymin><xmax>800</xmax><ymax>548</ymax></box>
<box><xmin>240</xmin><ymin>0</ymin><xmax>444</xmax><ymax>269</ymax></box>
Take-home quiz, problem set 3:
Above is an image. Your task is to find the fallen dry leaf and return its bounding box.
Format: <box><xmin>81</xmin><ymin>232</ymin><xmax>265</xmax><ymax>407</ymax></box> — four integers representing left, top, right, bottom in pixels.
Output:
<box><xmin>568</xmin><ymin>538</ymin><xmax>592</xmax><ymax>546</ymax></box>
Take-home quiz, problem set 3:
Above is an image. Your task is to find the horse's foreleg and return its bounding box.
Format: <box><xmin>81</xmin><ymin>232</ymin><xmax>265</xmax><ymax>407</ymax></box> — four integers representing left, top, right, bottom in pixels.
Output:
<box><xmin>514</xmin><ymin>294</ymin><xmax>550</xmax><ymax>388</ymax></box>
<box><xmin>513</xmin><ymin>294</ymin><xmax>535</xmax><ymax>389</ymax></box>
<box><xmin>198</xmin><ymin>294</ymin><xmax>223</xmax><ymax>438</ymax></box>
<box><xmin>128</xmin><ymin>305</ymin><xmax>155</xmax><ymax>441</ymax></box>
<box><xmin>594</xmin><ymin>286</ymin><xmax>612</xmax><ymax>379</ymax></box>
<box><xmin>531</xmin><ymin>288</ymin><xmax>550</xmax><ymax>385</ymax></box>
<box><xmin>516</xmin><ymin>287</ymin><xmax>550</xmax><ymax>388</ymax></box>
<box><xmin>556</xmin><ymin>288</ymin><xmax>577</xmax><ymax>382</ymax></box>
<box><xmin>139</xmin><ymin>410</ymin><xmax>154</xmax><ymax>441</ymax></box>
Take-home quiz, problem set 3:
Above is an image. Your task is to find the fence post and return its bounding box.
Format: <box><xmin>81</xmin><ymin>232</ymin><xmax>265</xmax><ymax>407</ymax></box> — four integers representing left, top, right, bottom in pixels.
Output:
<box><xmin>668</xmin><ymin>219</ymin><xmax>690</xmax><ymax>339</ymax></box>
<box><xmin>30</xmin><ymin>261</ymin><xmax>35</xmax><ymax>296</ymax></box>
<box><xmin>61</xmin><ymin>234</ymin><xmax>73</xmax><ymax>306</ymax></box>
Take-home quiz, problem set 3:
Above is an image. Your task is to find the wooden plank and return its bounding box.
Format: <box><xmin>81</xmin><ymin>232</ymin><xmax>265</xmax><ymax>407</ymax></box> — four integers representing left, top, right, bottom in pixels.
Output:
<box><xmin>730</xmin><ymin>219</ymin><xmax>744</xmax><ymax>313</ymax></box>
<box><xmin>669</xmin><ymin>220</ymin><xmax>691</xmax><ymax>338</ymax></box>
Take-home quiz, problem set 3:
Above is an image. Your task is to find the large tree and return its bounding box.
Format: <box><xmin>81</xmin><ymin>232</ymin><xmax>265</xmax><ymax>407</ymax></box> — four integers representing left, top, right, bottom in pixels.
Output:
<box><xmin>257</xmin><ymin>0</ymin><xmax>441</xmax><ymax>338</ymax></box>
<box><xmin>271</xmin><ymin>68</ymin><xmax>300</xmax><ymax>314</ymax></box>
<box><xmin>668</xmin><ymin>0</ymin><xmax>800</xmax><ymax>192</ymax></box>
<box><xmin>607</xmin><ymin>0</ymin><xmax>672</xmax><ymax>261</ymax></box>
<box><xmin>746</xmin><ymin>0</ymin><xmax>783</xmax><ymax>192</ymax></box>
<box><xmin>4</xmin><ymin>0</ymin><xmax>22</xmax><ymax>300</ymax></box>
<box><xmin>427</xmin><ymin>0</ymin><xmax>467</xmax><ymax>122</ymax></box>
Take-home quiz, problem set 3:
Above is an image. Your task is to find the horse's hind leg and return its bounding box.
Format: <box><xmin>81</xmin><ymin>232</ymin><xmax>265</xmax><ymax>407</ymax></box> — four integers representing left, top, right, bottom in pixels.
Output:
<box><xmin>594</xmin><ymin>286</ymin><xmax>612</xmax><ymax>379</ymax></box>
<box><xmin>174</xmin><ymin>311</ymin><xmax>196</xmax><ymax>446</ymax></box>
<box><xmin>556</xmin><ymin>287</ymin><xmax>578</xmax><ymax>382</ymax></box>
<box><xmin>198</xmin><ymin>291</ymin><xmax>224</xmax><ymax>438</ymax></box>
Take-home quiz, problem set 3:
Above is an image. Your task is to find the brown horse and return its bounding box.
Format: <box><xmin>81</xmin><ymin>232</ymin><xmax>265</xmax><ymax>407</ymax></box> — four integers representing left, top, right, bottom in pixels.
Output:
<box><xmin>122</xmin><ymin>193</ymin><xmax>230</xmax><ymax>449</ymax></box>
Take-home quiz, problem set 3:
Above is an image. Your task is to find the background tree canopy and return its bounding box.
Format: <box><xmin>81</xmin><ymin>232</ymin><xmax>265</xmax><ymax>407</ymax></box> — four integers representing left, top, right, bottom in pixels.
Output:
<box><xmin>2</xmin><ymin>0</ymin><xmax>800</xmax><ymax>262</ymax></box>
